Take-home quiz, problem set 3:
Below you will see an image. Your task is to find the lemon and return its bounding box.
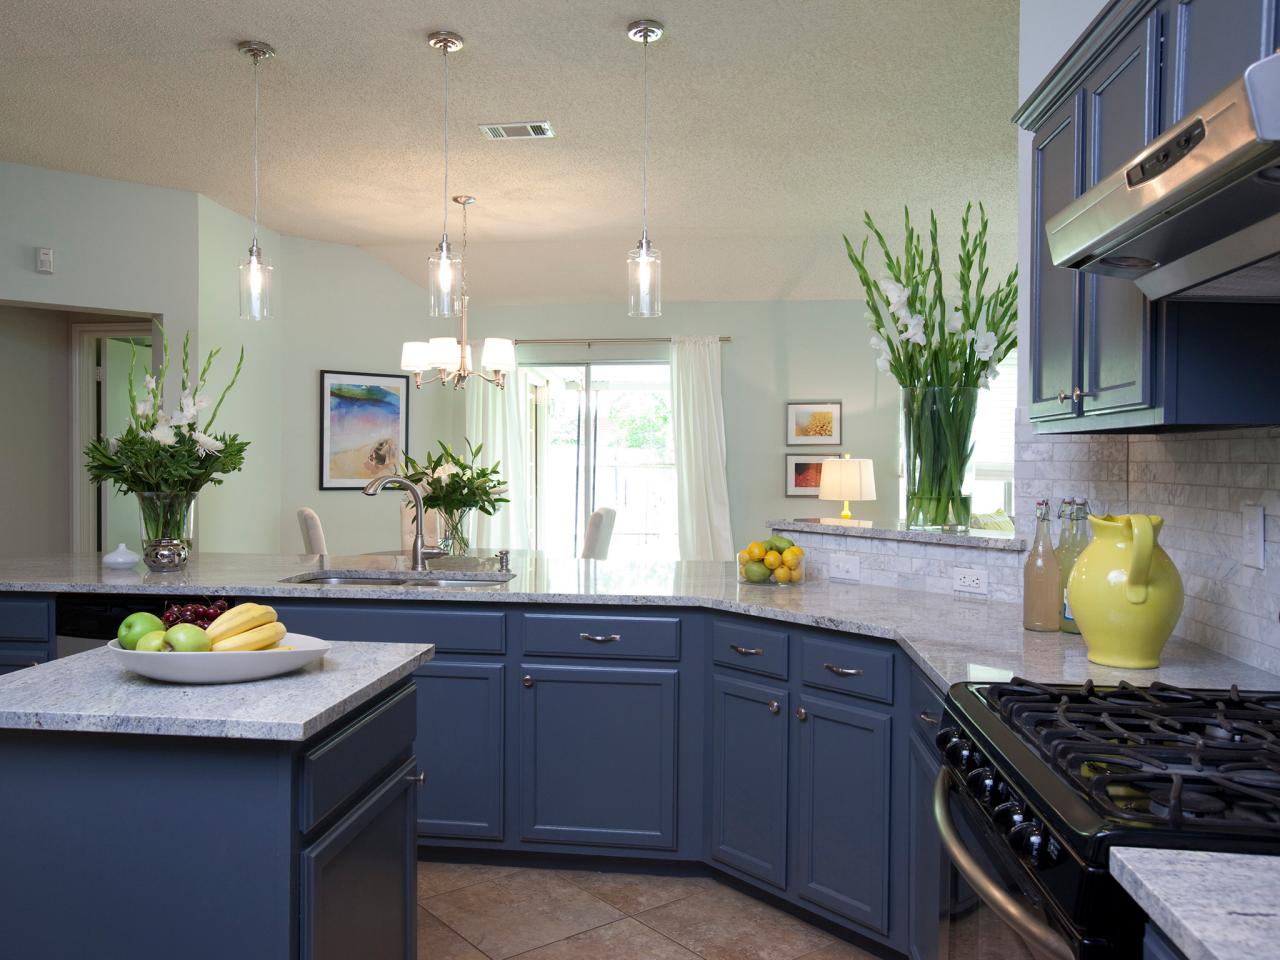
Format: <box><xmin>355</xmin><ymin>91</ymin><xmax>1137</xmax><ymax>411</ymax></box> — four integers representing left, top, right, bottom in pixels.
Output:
<box><xmin>763</xmin><ymin>550</ymin><xmax>782</xmax><ymax>570</ymax></box>
<box><xmin>737</xmin><ymin>549</ymin><xmax>751</xmax><ymax>566</ymax></box>
<box><xmin>773</xmin><ymin>565</ymin><xmax>792</xmax><ymax>584</ymax></box>
<box><xmin>782</xmin><ymin>547</ymin><xmax>803</xmax><ymax>569</ymax></box>
<box><xmin>790</xmin><ymin>566</ymin><xmax>804</xmax><ymax>582</ymax></box>
<box><xmin>747</xmin><ymin>542</ymin><xmax>766</xmax><ymax>561</ymax></box>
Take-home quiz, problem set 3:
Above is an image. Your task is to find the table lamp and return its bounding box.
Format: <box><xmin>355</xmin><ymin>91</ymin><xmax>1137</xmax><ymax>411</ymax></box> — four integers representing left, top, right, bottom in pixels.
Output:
<box><xmin>818</xmin><ymin>455</ymin><xmax>876</xmax><ymax>526</ymax></box>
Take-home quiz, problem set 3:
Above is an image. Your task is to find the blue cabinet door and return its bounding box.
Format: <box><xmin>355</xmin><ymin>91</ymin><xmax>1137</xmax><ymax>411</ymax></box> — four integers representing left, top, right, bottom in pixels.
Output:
<box><xmin>908</xmin><ymin>731</ymin><xmax>945</xmax><ymax>960</ymax></box>
<box><xmin>1029</xmin><ymin>91</ymin><xmax>1085</xmax><ymax>421</ymax></box>
<box><xmin>414</xmin><ymin>661</ymin><xmax>505</xmax><ymax>839</ymax></box>
<box><xmin>1082</xmin><ymin>12</ymin><xmax>1157</xmax><ymax>417</ymax></box>
<box><xmin>793</xmin><ymin>694</ymin><xmax>892</xmax><ymax>934</ymax></box>
<box><xmin>1162</xmin><ymin>0</ymin><xmax>1277</xmax><ymax>129</ymax></box>
<box><xmin>518</xmin><ymin>664</ymin><xmax>678</xmax><ymax>849</ymax></box>
<box><xmin>300</xmin><ymin>756</ymin><xmax>418</xmax><ymax>960</ymax></box>
<box><xmin>710</xmin><ymin>675</ymin><xmax>789</xmax><ymax>888</ymax></box>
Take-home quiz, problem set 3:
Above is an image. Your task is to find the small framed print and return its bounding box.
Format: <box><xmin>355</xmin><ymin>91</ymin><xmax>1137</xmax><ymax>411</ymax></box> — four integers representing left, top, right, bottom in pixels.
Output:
<box><xmin>786</xmin><ymin>453</ymin><xmax>843</xmax><ymax>497</ymax></box>
<box><xmin>785</xmin><ymin>400</ymin><xmax>842</xmax><ymax>445</ymax></box>
<box><xmin>320</xmin><ymin>370</ymin><xmax>410</xmax><ymax>490</ymax></box>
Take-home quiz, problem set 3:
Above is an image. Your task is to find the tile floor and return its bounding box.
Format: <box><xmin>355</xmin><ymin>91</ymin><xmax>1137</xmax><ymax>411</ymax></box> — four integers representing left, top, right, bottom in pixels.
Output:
<box><xmin>417</xmin><ymin>858</ymin><xmax>880</xmax><ymax>960</ymax></box>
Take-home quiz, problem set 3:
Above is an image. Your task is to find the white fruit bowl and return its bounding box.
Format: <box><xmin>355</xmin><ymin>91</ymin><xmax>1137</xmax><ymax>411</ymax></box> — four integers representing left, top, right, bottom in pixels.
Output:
<box><xmin>107</xmin><ymin>633</ymin><xmax>331</xmax><ymax>684</ymax></box>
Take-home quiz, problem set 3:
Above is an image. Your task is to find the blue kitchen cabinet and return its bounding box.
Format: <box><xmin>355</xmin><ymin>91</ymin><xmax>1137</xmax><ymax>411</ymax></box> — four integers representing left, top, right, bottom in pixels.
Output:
<box><xmin>0</xmin><ymin>595</ymin><xmax>55</xmax><ymax>671</ymax></box>
<box><xmin>792</xmin><ymin>694</ymin><xmax>892</xmax><ymax>934</ymax></box>
<box><xmin>1161</xmin><ymin>0</ymin><xmax>1278</xmax><ymax>129</ymax></box>
<box><xmin>907</xmin><ymin>727</ymin><xmax>945</xmax><ymax>960</ymax></box>
<box><xmin>517</xmin><ymin>663</ymin><xmax>678</xmax><ymax>849</ymax></box>
<box><xmin>710</xmin><ymin>674</ymin><xmax>789</xmax><ymax>888</ymax></box>
<box><xmin>413</xmin><ymin>660</ymin><xmax>505</xmax><ymax>839</ymax></box>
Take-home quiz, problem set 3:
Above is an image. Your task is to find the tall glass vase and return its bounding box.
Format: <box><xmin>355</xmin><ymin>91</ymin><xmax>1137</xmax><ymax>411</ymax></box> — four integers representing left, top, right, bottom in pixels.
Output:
<box><xmin>902</xmin><ymin>386</ymin><xmax>978</xmax><ymax>532</ymax></box>
<box><xmin>136</xmin><ymin>491</ymin><xmax>196</xmax><ymax>571</ymax></box>
<box><xmin>438</xmin><ymin>509</ymin><xmax>472</xmax><ymax>556</ymax></box>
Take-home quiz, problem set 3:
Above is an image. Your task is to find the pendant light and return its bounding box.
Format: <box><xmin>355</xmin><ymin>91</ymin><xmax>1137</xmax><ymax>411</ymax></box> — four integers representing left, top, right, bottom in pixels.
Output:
<box><xmin>237</xmin><ymin>40</ymin><xmax>275</xmax><ymax>322</ymax></box>
<box><xmin>426</xmin><ymin>30</ymin><xmax>464</xmax><ymax>319</ymax></box>
<box><xmin>401</xmin><ymin>195</ymin><xmax>515</xmax><ymax>390</ymax></box>
<box><xmin>627</xmin><ymin>19</ymin><xmax>664</xmax><ymax>318</ymax></box>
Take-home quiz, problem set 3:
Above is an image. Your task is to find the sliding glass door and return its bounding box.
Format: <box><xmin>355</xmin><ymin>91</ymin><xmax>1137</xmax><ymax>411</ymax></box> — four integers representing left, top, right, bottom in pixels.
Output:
<box><xmin>523</xmin><ymin>363</ymin><xmax>677</xmax><ymax>559</ymax></box>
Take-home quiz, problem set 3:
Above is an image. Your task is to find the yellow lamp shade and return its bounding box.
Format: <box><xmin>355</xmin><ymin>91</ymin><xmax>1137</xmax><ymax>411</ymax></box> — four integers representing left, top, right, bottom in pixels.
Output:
<box><xmin>818</xmin><ymin>458</ymin><xmax>876</xmax><ymax>504</ymax></box>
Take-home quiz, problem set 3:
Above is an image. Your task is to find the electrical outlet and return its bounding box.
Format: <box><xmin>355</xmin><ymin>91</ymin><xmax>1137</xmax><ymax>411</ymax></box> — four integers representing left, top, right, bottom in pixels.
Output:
<box><xmin>1243</xmin><ymin>503</ymin><xmax>1265</xmax><ymax>570</ymax></box>
<box><xmin>830</xmin><ymin>554</ymin><xmax>861</xmax><ymax>582</ymax></box>
<box><xmin>953</xmin><ymin>566</ymin><xmax>988</xmax><ymax>596</ymax></box>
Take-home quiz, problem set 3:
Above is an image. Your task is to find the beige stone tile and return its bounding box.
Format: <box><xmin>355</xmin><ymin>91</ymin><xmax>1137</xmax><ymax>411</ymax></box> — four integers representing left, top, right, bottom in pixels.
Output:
<box><xmin>561</xmin><ymin>868</ymin><xmax>717</xmax><ymax>915</ymax></box>
<box><xmin>418</xmin><ymin>906</ymin><xmax>487</xmax><ymax>960</ymax></box>
<box><xmin>418</xmin><ymin>859</ymin><xmax>520</xmax><ymax>900</ymax></box>
<box><xmin>637</xmin><ymin>882</ymin><xmax>833</xmax><ymax>960</ymax></box>
<box><xmin>425</xmin><ymin>868</ymin><xmax>624</xmax><ymax>959</ymax></box>
<box><xmin>513</xmin><ymin>917</ymin><xmax>700</xmax><ymax>960</ymax></box>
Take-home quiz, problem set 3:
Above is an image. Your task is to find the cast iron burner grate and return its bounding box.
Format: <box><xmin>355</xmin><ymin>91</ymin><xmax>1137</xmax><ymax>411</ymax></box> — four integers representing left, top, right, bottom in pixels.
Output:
<box><xmin>981</xmin><ymin>679</ymin><xmax>1280</xmax><ymax>830</ymax></box>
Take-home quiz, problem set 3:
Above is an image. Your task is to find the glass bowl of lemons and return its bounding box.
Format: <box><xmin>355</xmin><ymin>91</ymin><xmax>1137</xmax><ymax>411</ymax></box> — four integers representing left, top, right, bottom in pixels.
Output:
<box><xmin>738</xmin><ymin>535</ymin><xmax>805</xmax><ymax>585</ymax></box>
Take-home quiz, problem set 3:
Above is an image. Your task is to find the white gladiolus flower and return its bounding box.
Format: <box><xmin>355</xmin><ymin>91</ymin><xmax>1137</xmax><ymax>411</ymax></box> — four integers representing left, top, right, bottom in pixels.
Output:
<box><xmin>946</xmin><ymin>313</ymin><xmax>964</xmax><ymax>334</ymax></box>
<box><xmin>969</xmin><ymin>329</ymin><xmax>998</xmax><ymax>361</ymax></box>
<box><xmin>903</xmin><ymin>314</ymin><xmax>927</xmax><ymax>346</ymax></box>
<box><xmin>987</xmin><ymin>361</ymin><xmax>1001</xmax><ymax>380</ymax></box>
<box><xmin>869</xmin><ymin>334</ymin><xmax>887</xmax><ymax>353</ymax></box>
<box><xmin>149</xmin><ymin>423</ymin><xmax>176</xmax><ymax>446</ymax></box>
<box><xmin>876</xmin><ymin>353</ymin><xmax>892</xmax><ymax>373</ymax></box>
<box><xmin>144</xmin><ymin>375</ymin><xmax>157</xmax><ymax>391</ymax></box>
<box><xmin>136</xmin><ymin>397</ymin><xmax>153</xmax><ymax>417</ymax></box>
<box><xmin>881</xmin><ymin>279</ymin><xmax>909</xmax><ymax>315</ymax></box>
<box><xmin>107</xmin><ymin>437</ymin><xmax>119</xmax><ymax>455</ymax></box>
<box><xmin>978</xmin><ymin>372</ymin><xmax>991</xmax><ymax>390</ymax></box>
<box><xmin>193</xmin><ymin>431</ymin><xmax>224</xmax><ymax>457</ymax></box>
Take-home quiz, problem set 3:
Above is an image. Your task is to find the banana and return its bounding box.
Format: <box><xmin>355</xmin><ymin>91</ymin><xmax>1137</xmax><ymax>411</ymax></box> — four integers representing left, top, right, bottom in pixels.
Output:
<box><xmin>206</xmin><ymin>603</ymin><xmax>278</xmax><ymax>644</ymax></box>
<box><xmin>212</xmin><ymin>621</ymin><xmax>287</xmax><ymax>652</ymax></box>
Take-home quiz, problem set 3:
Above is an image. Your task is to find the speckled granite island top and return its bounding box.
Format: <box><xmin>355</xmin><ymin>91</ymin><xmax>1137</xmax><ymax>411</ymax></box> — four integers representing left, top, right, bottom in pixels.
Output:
<box><xmin>0</xmin><ymin>640</ymin><xmax>434</xmax><ymax>740</ymax></box>
<box><xmin>1111</xmin><ymin>848</ymin><xmax>1280</xmax><ymax>960</ymax></box>
<box><xmin>0</xmin><ymin>552</ymin><xmax>1277</xmax><ymax>693</ymax></box>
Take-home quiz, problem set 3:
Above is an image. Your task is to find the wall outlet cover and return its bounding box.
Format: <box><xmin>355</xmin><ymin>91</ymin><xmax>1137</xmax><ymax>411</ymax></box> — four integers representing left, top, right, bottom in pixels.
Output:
<box><xmin>830</xmin><ymin>554</ymin><xmax>861</xmax><ymax>582</ymax></box>
<box><xmin>35</xmin><ymin>247</ymin><xmax>54</xmax><ymax>274</ymax></box>
<box><xmin>953</xmin><ymin>566</ymin><xmax>988</xmax><ymax>596</ymax></box>
<box><xmin>1243</xmin><ymin>503</ymin><xmax>1265</xmax><ymax>570</ymax></box>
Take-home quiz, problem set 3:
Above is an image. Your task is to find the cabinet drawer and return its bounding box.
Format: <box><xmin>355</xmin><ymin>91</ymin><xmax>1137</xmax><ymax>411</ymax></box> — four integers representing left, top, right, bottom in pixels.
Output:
<box><xmin>799</xmin><ymin>634</ymin><xmax>894</xmax><ymax>705</ymax></box>
<box><xmin>300</xmin><ymin>682</ymin><xmax>416</xmax><ymax>833</ymax></box>
<box><xmin>909</xmin><ymin>666</ymin><xmax>945</xmax><ymax>746</ymax></box>
<box><xmin>0</xmin><ymin>649</ymin><xmax>47</xmax><ymax>676</ymax></box>
<box><xmin>0</xmin><ymin>599</ymin><xmax>52</xmax><ymax>643</ymax></box>
<box><xmin>710</xmin><ymin>618</ymin><xmax>788</xmax><ymax>680</ymax></box>
<box><xmin>268</xmin><ymin>602</ymin><xmax>505</xmax><ymax>655</ymax></box>
<box><xmin>521</xmin><ymin>613</ymin><xmax>680</xmax><ymax>661</ymax></box>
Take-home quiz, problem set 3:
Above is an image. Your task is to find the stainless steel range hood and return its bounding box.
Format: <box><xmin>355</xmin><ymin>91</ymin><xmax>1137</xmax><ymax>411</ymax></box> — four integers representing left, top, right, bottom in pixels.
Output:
<box><xmin>1046</xmin><ymin>52</ymin><xmax>1280</xmax><ymax>301</ymax></box>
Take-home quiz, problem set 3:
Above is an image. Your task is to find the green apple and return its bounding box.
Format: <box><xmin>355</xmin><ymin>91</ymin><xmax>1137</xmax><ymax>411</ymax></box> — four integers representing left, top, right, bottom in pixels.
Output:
<box><xmin>135</xmin><ymin>631</ymin><xmax>168</xmax><ymax>652</ymax></box>
<box><xmin>117</xmin><ymin>611</ymin><xmax>164</xmax><ymax>650</ymax></box>
<box><xmin>164</xmin><ymin>623</ymin><xmax>210</xmax><ymax>653</ymax></box>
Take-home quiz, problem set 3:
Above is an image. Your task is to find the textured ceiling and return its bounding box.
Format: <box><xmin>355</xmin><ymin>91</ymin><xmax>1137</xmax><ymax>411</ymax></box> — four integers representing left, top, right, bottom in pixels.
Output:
<box><xmin>0</xmin><ymin>0</ymin><xmax>1020</xmax><ymax>303</ymax></box>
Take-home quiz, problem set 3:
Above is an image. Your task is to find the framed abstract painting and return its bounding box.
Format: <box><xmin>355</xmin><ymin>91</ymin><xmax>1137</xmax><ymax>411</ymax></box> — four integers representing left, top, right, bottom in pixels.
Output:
<box><xmin>786</xmin><ymin>453</ymin><xmax>844</xmax><ymax>497</ymax></box>
<box><xmin>785</xmin><ymin>400</ymin><xmax>842</xmax><ymax>445</ymax></box>
<box><xmin>319</xmin><ymin>371</ymin><xmax>410</xmax><ymax>489</ymax></box>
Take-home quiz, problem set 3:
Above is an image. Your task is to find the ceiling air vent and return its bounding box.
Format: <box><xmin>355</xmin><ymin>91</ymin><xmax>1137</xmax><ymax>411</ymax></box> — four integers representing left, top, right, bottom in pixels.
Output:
<box><xmin>480</xmin><ymin>121</ymin><xmax>556</xmax><ymax>140</ymax></box>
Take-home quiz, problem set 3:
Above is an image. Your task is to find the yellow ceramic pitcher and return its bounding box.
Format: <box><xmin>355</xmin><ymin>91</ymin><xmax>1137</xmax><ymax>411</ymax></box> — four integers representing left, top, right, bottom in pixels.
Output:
<box><xmin>1066</xmin><ymin>514</ymin><xmax>1184</xmax><ymax>669</ymax></box>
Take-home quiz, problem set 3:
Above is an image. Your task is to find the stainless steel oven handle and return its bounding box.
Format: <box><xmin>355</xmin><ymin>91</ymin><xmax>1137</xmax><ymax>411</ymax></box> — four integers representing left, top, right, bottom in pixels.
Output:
<box><xmin>933</xmin><ymin>768</ymin><xmax>1074</xmax><ymax>960</ymax></box>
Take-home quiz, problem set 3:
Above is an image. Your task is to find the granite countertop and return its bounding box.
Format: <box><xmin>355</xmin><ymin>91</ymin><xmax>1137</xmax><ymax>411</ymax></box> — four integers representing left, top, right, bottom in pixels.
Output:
<box><xmin>769</xmin><ymin>519</ymin><xmax>1026</xmax><ymax>551</ymax></box>
<box><xmin>1111</xmin><ymin>848</ymin><xmax>1280</xmax><ymax>960</ymax></box>
<box><xmin>0</xmin><ymin>640</ymin><xmax>434</xmax><ymax>741</ymax></box>
<box><xmin>1</xmin><ymin>552</ymin><xmax>1277</xmax><ymax>693</ymax></box>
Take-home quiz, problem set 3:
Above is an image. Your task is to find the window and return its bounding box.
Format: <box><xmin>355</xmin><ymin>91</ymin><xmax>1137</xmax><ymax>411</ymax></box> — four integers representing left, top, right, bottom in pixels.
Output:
<box><xmin>523</xmin><ymin>363</ymin><xmax>677</xmax><ymax>558</ymax></box>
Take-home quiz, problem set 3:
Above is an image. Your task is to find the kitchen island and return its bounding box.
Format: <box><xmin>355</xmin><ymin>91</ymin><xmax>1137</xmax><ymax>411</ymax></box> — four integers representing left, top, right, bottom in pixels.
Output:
<box><xmin>0</xmin><ymin>638</ymin><xmax>434</xmax><ymax>960</ymax></box>
<box><xmin>0</xmin><ymin>552</ymin><xmax>1276</xmax><ymax>959</ymax></box>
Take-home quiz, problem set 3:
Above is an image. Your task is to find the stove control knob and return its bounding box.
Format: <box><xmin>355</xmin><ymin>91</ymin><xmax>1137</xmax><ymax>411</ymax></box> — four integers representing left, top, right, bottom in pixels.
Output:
<box><xmin>944</xmin><ymin>738</ymin><xmax>974</xmax><ymax>768</ymax></box>
<box><xmin>935</xmin><ymin>726</ymin><xmax>960</xmax><ymax>751</ymax></box>
<box><xmin>966</xmin><ymin>767</ymin><xmax>996</xmax><ymax>803</ymax></box>
<box><xmin>1009</xmin><ymin>820</ymin><xmax>1044</xmax><ymax>860</ymax></box>
<box><xmin>992</xmin><ymin>800</ymin><xmax>1024</xmax><ymax>832</ymax></box>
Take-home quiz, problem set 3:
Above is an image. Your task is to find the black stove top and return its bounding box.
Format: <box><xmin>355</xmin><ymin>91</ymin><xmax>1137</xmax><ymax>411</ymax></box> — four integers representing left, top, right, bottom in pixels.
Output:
<box><xmin>982</xmin><ymin>678</ymin><xmax>1280</xmax><ymax>833</ymax></box>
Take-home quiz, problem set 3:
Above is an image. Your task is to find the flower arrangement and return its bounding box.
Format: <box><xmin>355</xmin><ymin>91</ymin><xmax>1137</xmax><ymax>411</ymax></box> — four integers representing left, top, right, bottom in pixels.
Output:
<box><xmin>402</xmin><ymin>439</ymin><xmax>508</xmax><ymax>555</ymax></box>
<box><xmin>84</xmin><ymin>331</ymin><xmax>248</xmax><ymax>558</ymax></box>
<box><xmin>843</xmin><ymin>204</ymin><xmax>1017</xmax><ymax>529</ymax></box>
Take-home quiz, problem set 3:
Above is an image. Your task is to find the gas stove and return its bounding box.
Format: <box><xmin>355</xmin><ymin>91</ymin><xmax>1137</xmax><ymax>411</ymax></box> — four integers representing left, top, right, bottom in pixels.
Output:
<box><xmin>937</xmin><ymin>679</ymin><xmax>1280</xmax><ymax>958</ymax></box>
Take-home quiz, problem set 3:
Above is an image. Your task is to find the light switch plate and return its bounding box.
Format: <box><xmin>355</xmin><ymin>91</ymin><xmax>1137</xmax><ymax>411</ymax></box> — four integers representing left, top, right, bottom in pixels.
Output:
<box><xmin>953</xmin><ymin>566</ymin><xmax>988</xmax><ymax>596</ymax></box>
<box><xmin>830</xmin><ymin>554</ymin><xmax>861</xmax><ymax>582</ymax></box>
<box><xmin>1243</xmin><ymin>503</ymin><xmax>1265</xmax><ymax>569</ymax></box>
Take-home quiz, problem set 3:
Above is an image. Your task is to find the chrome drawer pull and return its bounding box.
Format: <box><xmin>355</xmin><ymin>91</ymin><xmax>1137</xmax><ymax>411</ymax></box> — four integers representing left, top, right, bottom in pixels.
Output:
<box><xmin>918</xmin><ymin>709</ymin><xmax>940</xmax><ymax>726</ymax></box>
<box><xmin>406</xmin><ymin>771</ymin><xmax>425</xmax><ymax>785</ymax></box>
<box><xmin>795</xmin><ymin>706</ymin><xmax>808</xmax><ymax>721</ymax></box>
<box><xmin>522</xmin><ymin>674</ymin><xmax>534</xmax><ymax>688</ymax></box>
<box><xmin>580</xmin><ymin>632</ymin><xmax>621</xmax><ymax>644</ymax></box>
<box><xmin>767</xmin><ymin>700</ymin><xmax>781</xmax><ymax>714</ymax></box>
<box><xmin>824</xmin><ymin>663</ymin><xmax>864</xmax><ymax>677</ymax></box>
<box><xmin>729</xmin><ymin>644</ymin><xmax>764</xmax><ymax>656</ymax></box>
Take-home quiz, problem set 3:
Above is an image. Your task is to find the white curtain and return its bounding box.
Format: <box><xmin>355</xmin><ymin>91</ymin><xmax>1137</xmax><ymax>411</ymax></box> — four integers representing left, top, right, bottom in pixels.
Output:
<box><xmin>671</xmin><ymin>336</ymin><xmax>735</xmax><ymax>560</ymax></box>
<box><xmin>465</xmin><ymin>368</ymin><xmax>531</xmax><ymax>550</ymax></box>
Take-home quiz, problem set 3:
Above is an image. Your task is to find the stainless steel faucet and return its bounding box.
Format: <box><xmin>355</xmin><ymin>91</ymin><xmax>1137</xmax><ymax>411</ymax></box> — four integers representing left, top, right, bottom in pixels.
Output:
<box><xmin>363</xmin><ymin>475</ymin><xmax>428</xmax><ymax>571</ymax></box>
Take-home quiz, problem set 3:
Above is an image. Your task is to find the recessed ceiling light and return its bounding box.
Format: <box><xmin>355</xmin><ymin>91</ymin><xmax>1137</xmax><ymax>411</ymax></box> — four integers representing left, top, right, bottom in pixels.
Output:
<box><xmin>479</xmin><ymin>122</ymin><xmax>556</xmax><ymax>140</ymax></box>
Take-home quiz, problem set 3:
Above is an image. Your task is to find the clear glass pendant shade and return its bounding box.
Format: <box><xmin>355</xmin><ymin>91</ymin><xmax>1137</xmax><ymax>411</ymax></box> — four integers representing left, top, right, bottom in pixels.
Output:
<box><xmin>627</xmin><ymin>239</ymin><xmax>661</xmax><ymax>318</ymax></box>
<box><xmin>428</xmin><ymin>238</ymin><xmax>462</xmax><ymax>318</ymax></box>
<box><xmin>239</xmin><ymin>243</ymin><xmax>273</xmax><ymax>322</ymax></box>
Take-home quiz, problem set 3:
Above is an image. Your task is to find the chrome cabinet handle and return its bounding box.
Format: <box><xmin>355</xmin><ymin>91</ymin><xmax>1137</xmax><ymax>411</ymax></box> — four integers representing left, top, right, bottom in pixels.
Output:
<box><xmin>795</xmin><ymin>706</ymin><xmax>808</xmax><ymax>721</ymax></box>
<box><xmin>406</xmin><ymin>772</ymin><xmax>425</xmax><ymax>785</ymax></box>
<box><xmin>767</xmin><ymin>700</ymin><xmax>780</xmax><ymax>715</ymax></box>
<box><xmin>580</xmin><ymin>632</ymin><xmax>621</xmax><ymax>644</ymax></box>
<box><xmin>1057</xmin><ymin>387</ymin><xmax>1083</xmax><ymax>404</ymax></box>
<box><xmin>729</xmin><ymin>644</ymin><xmax>764</xmax><ymax>656</ymax></box>
<box><xmin>522</xmin><ymin>674</ymin><xmax>534</xmax><ymax>688</ymax></box>
<box><xmin>918</xmin><ymin>709</ymin><xmax>940</xmax><ymax>726</ymax></box>
<box><xmin>933</xmin><ymin>769</ymin><xmax>1073</xmax><ymax>960</ymax></box>
<box><xmin>823</xmin><ymin>663</ymin><xmax>864</xmax><ymax>677</ymax></box>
